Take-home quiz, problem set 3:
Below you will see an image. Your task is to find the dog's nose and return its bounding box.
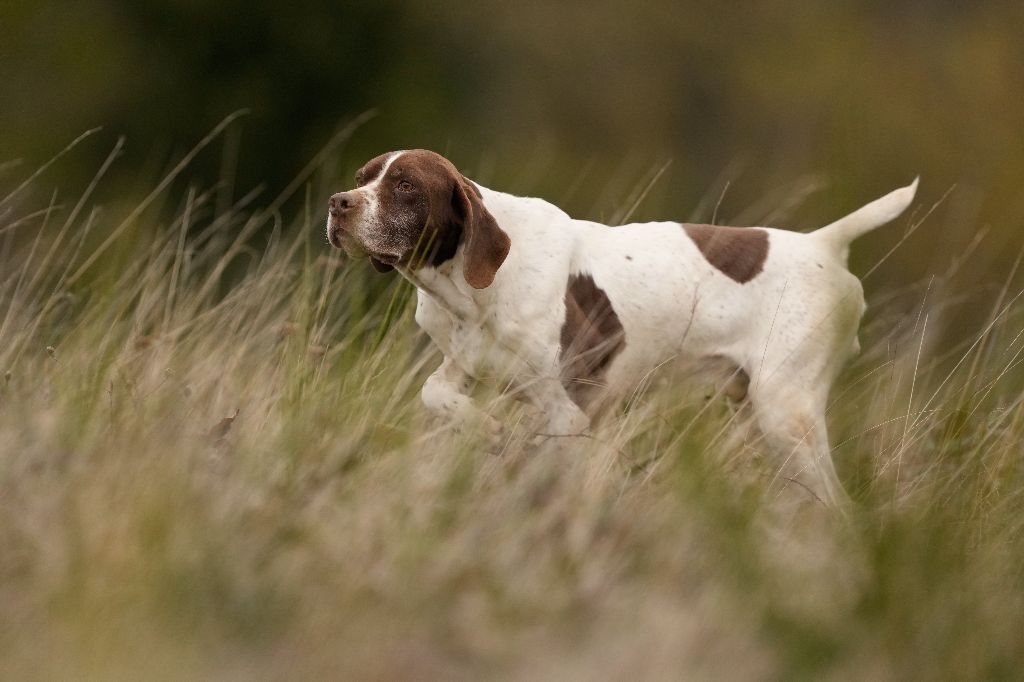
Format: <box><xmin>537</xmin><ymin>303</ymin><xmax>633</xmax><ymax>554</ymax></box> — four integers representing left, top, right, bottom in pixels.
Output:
<box><xmin>329</xmin><ymin>191</ymin><xmax>358</xmax><ymax>217</ymax></box>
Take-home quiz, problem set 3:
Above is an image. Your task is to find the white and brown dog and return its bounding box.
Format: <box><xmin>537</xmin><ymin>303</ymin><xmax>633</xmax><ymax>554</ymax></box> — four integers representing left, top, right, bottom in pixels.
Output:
<box><xmin>327</xmin><ymin>149</ymin><xmax>917</xmax><ymax>507</ymax></box>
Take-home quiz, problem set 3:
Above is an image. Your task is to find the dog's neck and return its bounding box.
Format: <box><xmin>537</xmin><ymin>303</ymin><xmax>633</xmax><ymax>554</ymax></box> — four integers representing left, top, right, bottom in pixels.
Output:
<box><xmin>398</xmin><ymin>248</ymin><xmax>482</xmax><ymax>322</ymax></box>
<box><xmin>397</xmin><ymin>182</ymin><xmax>563</xmax><ymax>323</ymax></box>
<box><xmin>396</xmin><ymin>182</ymin><xmax>521</xmax><ymax>323</ymax></box>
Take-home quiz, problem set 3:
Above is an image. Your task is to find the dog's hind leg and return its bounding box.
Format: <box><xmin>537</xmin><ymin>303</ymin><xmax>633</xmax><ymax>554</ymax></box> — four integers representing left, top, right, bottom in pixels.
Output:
<box><xmin>747</xmin><ymin>380</ymin><xmax>849</xmax><ymax>510</ymax></box>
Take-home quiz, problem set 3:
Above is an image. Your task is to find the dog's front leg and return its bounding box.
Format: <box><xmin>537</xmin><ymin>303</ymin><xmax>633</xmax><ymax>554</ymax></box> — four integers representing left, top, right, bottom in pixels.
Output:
<box><xmin>520</xmin><ymin>377</ymin><xmax>590</xmax><ymax>437</ymax></box>
<box><xmin>421</xmin><ymin>357</ymin><xmax>503</xmax><ymax>442</ymax></box>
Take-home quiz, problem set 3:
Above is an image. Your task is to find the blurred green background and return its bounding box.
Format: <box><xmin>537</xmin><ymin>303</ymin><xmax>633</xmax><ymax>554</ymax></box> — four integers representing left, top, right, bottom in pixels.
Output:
<box><xmin>2</xmin><ymin>1</ymin><xmax>1022</xmax><ymax>326</ymax></box>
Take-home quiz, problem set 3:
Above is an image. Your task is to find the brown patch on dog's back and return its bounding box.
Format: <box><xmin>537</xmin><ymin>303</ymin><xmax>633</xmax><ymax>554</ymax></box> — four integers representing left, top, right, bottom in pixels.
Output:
<box><xmin>683</xmin><ymin>223</ymin><xmax>769</xmax><ymax>284</ymax></box>
<box><xmin>560</xmin><ymin>273</ymin><xmax>626</xmax><ymax>409</ymax></box>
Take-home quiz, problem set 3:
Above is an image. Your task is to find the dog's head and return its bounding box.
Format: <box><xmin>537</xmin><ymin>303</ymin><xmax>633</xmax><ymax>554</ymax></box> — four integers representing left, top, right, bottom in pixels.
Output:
<box><xmin>326</xmin><ymin>149</ymin><xmax>510</xmax><ymax>289</ymax></box>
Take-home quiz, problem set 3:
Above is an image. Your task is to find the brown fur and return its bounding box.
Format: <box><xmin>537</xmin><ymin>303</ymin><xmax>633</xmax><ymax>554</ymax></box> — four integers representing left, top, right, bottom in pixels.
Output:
<box><xmin>559</xmin><ymin>273</ymin><xmax>626</xmax><ymax>409</ymax></box>
<box><xmin>352</xmin><ymin>150</ymin><xmax>510</xmax><ymax>287</ymax></box>
<box><xmin>354</xmin><ymin>154</ymin><xmax>388</xmax><ymax>187</ymax></box>
<box><xmin>682</xmin><ymin>223</ymin><xmax>769</xmax><ymax>284</ymax></box>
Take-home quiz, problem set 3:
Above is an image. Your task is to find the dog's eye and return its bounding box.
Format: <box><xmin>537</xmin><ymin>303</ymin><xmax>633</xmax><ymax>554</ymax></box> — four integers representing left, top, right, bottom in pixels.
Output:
<box><xmin>354</xmin><ymin>172</ymin><xmax>365</xmax><ymax>186</ymax></box>
<box><xmin>397</xmin><ymin>180</ymin><xmax>414</xmax><ymax>192</ymax></box>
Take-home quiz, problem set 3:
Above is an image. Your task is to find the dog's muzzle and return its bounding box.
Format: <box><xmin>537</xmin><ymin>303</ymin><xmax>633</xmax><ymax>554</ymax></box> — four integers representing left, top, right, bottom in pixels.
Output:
<box><xmin>327</xmin><ymin>191</ymin><xmax>360</xmax><ymax>248</ymax></box>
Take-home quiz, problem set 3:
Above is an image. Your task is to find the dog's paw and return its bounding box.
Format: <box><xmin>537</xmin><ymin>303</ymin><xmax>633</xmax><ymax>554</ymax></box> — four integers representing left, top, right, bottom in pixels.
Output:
<box><xmin>481</xmin><ymin>416</ymin><xmax>507</xmax><ymax>454</ymax></box>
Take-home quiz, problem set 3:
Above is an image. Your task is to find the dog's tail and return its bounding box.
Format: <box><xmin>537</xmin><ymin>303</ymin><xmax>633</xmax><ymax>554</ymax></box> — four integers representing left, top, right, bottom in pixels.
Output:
<box><xmin>811</xmin><ymin>178</ymin><xmax>918</xmax><ymax>259</ymax></box>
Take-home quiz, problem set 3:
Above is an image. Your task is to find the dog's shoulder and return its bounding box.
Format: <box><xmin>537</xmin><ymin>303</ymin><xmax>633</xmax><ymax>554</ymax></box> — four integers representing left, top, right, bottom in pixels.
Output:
<box><xmin>478</xmin><ymin>186</ymin><xmax>572</xmax><ymax>227</ymax></box>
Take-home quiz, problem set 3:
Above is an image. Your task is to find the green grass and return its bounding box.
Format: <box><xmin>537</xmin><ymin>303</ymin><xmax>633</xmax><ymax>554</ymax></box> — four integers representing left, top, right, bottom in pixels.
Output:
<box><xmin>2</xmin><ymin>138</ymin><xmax>1024</xmax><ymax>680</ymax></box>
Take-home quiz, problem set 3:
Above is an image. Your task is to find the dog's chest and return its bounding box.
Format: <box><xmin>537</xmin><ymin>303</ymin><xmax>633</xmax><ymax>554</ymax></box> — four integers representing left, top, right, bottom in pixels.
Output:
<box><xmin>414</xmin><ymin>292</ymin><xmax>512</xmax><ymax>377</ymax></box>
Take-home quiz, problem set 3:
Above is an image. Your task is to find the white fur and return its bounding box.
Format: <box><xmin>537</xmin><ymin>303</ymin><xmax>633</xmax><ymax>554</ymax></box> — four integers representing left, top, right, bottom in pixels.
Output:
<box><xmin>396</xmin><ymin>180</ymin><xmax>919</xmax><ymax>508</ymax></box>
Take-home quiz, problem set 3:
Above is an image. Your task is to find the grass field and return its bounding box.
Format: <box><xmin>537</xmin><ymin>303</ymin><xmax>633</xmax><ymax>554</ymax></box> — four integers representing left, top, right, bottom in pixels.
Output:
<box><xmin>3</xmin><ymin>131</ymin><xmax>1024</xmax><ymax>680</ymax></box>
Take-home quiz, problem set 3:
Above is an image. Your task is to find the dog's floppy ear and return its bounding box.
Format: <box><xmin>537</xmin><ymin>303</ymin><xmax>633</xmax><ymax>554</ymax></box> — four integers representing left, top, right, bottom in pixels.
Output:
<box><xmin>453</xmin><ymin>176</ymin><xmax>510</xmax><ymax>289</ymax></box>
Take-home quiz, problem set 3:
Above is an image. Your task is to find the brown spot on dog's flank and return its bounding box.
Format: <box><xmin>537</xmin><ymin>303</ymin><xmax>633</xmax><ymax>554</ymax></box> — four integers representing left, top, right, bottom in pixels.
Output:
<box><xmin>559</xmin><ymin>273</ymin><xmax>626</xmax><ymax>409</ymax></box>
<box><xmin>683</xmin><ymin>223</ymin><xmax>769</xmax><ymax>284</ymax></box>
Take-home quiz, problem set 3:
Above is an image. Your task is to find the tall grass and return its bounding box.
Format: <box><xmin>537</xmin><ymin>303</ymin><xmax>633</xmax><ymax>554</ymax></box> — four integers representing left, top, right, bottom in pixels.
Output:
<box><xmin>2</xmin><ymin>131</ymin><xmax>1024</xmax><ymax>680</ymax></box>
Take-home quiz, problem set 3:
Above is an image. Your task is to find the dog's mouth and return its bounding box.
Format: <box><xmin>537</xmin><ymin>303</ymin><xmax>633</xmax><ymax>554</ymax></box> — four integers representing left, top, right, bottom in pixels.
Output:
<box><xmin>327</xmin><ymin>225</ymin><xmax>399</xmax><ymax>272</ymax></box>
<box><xmin>326</xmin><ymin>219</ymin><xmax>348</xmax><ymax>249</ymax></box>
<box><xmin>369</xmin><ymin>255</ymin><xmax>396</xmax><ymax>272</ymax></box>
<box><xmin>327</xmin><ymin>220</ymin><xmax>366</xmax><ymax>254</ymax></box>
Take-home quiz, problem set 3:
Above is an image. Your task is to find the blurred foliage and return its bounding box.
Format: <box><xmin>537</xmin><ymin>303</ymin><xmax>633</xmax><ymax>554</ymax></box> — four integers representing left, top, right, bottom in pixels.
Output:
<box><xmin>2</xmin><ymin>0</ymin><xmax>1023</xmax><ymax>331</ymax></box>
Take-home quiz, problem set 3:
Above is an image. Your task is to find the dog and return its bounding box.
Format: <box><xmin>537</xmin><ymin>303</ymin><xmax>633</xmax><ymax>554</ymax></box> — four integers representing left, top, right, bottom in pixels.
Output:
<box><xmin>326</xmin><ymin>149</ymin><xmax>918</xmax><ymax>507</ymax></box>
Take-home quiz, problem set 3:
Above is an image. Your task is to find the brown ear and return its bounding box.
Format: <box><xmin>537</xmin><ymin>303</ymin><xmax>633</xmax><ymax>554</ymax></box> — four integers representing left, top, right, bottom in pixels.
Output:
<box><xmin>454</xmin><ymin>176</ymin><xmax>510</xmax><ymax>289</ymax></box>
<box><xmin>369</xmin><ymin>256</ymin><xmax>394</xmax><ymax>273</ymax></box>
